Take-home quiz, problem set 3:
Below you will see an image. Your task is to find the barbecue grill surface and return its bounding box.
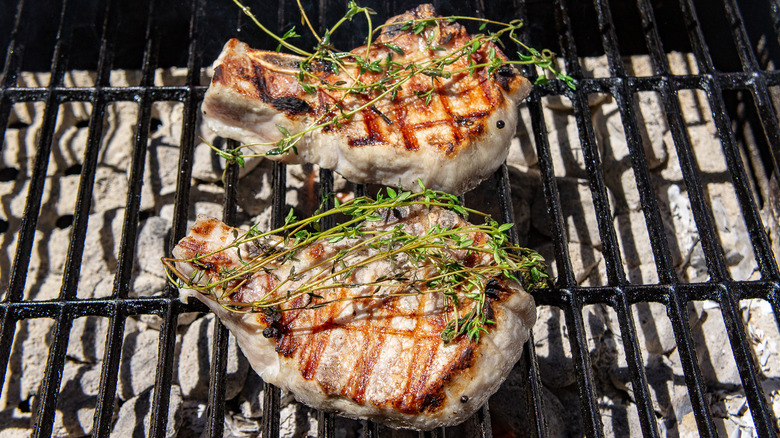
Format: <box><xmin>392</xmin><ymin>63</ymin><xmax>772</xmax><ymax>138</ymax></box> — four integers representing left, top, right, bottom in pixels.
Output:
<box><xmin>1</xmin><ymin>0</ymin><xmax>779</xmax><ymax>437</ymax></box>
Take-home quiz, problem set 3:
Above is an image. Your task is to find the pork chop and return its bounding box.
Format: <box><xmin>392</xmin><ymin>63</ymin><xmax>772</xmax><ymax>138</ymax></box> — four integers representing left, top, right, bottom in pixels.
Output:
<box><xmin>201</xmin><ymin>4</ymin><xmax>531</xmax><ymax>195</ymax></box>
<box><xmin>170</xmin><ymin>205</ymin><xmax>536</xmax><ymax>430</ymax></box>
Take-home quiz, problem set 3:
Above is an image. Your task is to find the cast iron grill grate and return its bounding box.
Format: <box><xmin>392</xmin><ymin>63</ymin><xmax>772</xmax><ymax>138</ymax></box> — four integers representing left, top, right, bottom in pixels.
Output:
<box><xmin>0</xmin><ymin>0</ymin><xmax>778</xmax><ymax>437</ymax></box>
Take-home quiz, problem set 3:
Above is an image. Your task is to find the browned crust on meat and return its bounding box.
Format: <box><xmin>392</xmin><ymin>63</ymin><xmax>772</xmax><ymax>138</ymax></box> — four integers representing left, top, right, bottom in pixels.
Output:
<box><xmin>176</xmin><ymin>230</ymin><xmax>511</xmax><ymax>415</ymax></box>
<box><xmin>208</xmin><ymin>4</ymin><xmax>528</xmax><ymax>157</ymax></box>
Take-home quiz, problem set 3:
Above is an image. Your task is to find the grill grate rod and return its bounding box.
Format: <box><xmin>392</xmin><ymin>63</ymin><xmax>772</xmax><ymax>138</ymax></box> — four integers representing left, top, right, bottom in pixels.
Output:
<box><xmin>151</xmin><ymin>0</ymin><xmax>205</xmax><ymax>435</ymax></box>
<box><xmin>18</xmin><ymin>1</ymin><xmax>81</xmax><ymax>436</ymax></box>
<box><xmin>204</xmin><ymin>139</ymin><xmax>241</xmax><ymax>437</ymax></box>
<box><xmin>496</xmin><ymin>163</ymin><xmax>548</xmax><ymax>438</ymax></box>
<box><xmin>502</xmin><ymin>1</ymin><xmax>550</xmax><ymax>436</ymax></box>
<box><xmin>6</xmin><ymin>0</ymin><xmax>71</xmax><ymax>304</ymax></box>
<box><xmin>720</xmin><ymin>0</ymin><xmax>780</xmax><ymax>183</ymax></box>
<box><xmin>0</xmin><ymin>0</ymin><xmax>31</xmax><ymax>418</ymax></box>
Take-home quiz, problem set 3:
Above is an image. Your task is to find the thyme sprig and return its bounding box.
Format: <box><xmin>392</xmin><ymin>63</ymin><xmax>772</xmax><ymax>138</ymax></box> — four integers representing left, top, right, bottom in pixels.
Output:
<box><xmin>219</xmin><ymin>1</ymin><xmax>576</xmax><ymax>163</ymax></box>
<box><xmin>163</xmin><ymin>181</ymin><xmax>549</xmax><ymax>343</ymax></box>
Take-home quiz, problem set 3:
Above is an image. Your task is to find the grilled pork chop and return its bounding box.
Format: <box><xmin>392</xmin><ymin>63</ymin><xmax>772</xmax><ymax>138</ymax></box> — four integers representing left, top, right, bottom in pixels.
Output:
<box><xmin>171</xmin><ymin>206</ymin><xmax>536</xmax><ymax>430</ymax></box>
<box><xmin>201</xmin><ymin>4</ymin><xmax>532</xmax><ymax>195</ymax></box>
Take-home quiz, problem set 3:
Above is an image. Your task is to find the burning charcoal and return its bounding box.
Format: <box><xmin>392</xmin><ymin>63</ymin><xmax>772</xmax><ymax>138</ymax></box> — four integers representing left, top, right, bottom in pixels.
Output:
<box><xmin>44</xmin><ymin>361</ymin><xmax>107</xmax><ymax>437</ymax></box>
<box><xmin>633</xmin><ymin>302</ymin><xmax>677</xmax><ymax>355</ymax></box>
<box><xmin>67</xmin><ymin>317</ymin><xmax>108</xmax><ymax>366</ymax></box>
<box><xmin>531</xmin><ymin>177</ymin><xmax>608</xmax><ymax>249</ymax></box>
<box><xmin>110</xmin><ymin>385</ymin><xmax>182</xmax><ymax>438</ymax></box>
<box><xmin>177</xmin><ymin>313</ymin><xmax>249</xmax><ymax>401</ymax></box>
<box><xmin>118</xmin><ymin>325</ymin><xmax>162</xmax><ymax>401</ymax></box>
<box><xmin>506</xmin><ymin>106</ymin><xmax>538</xmax><ymax>169</ymax></box>
<box><xmin>540</xmin><ymin>95</ymin><xmax>605</xmax><ymax>180</ymax></box>
<box><xmin>134</xmin><ymin>217</ymin><xmax>171</xmax><ymax>283</ymax></box>
<box><xmin>533</xmin><ymin>306</ymin><xmax>576</xmax><ymax>389</ymax></box>
<box><xmin>597</xmin><ymin>90</ymin><xmax>669</xmax><ymax>173</ymax></box>
<box><xmin>237</xmin><ymin>370</ymin><xmax>264</xmax><ymax>419</ymax></box>
<box><xmin>18</xmin><ymin>319</ymin><xmax>55</xmax><ymax>405</ymax></box>
<box><xmin>689</xmin><ymin>301</ymin><xmax>744</xmax><ymax>388</ymax></box>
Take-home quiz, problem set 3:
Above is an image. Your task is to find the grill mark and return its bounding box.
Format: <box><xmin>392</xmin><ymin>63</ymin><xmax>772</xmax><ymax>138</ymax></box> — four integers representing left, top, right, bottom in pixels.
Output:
<box><xmin>349</xmin><ymin>106</ymin><xmax>386</xmax><ymax>147</ymax></box>
<box><xmin>394</xmin><ymin>337</ymin><xmax>441</xmax><ymax>414</ymax></box>
<box><xmin>350</xmin><ymin>294</ymin><xmax>392</xmax><ymax>402</ymax></box>
<box><xmin>307</xmin><ymin>242</ymin><xmax>324</xmax><ymax>259</ymax></box>
<box><xmin>394</xmin><ymin>105</ymin><xmax>419</xmax><ymax>151</ymax></box>
<box><xmin>478</xmin><ymin>69</ymin><xmax>502</xmax><ymax>108</ymax></box>
<box><xmin>212</xmin><ymin>65</ymin><xmax>224</xmax><ymax>84</ymax></box>
<box><xmin>299</xmin><ymin>289</ymin><xmax>341</xmax><ymax>380</ymax></box>
<box><xmin>344</xmin><ymin>329</ymin><xmax>384</xmax><ymax>402</ymax></box>
<box><xmin>191</xmin><ymin>219</ymin><xmax>217</xmax><ymax>236</ymax></box>
<box><xmin>248</xmin><ymin>61</ymin><xmax>312</xmax><ymax>116</ymax></box>
<box><xmin>276</xmin><ymin>295</ymin><xmax>307</xmax><ymax>357</ymax></box>
<box><xmin>393</xmin><ymin>295</ymin><xmax>429</xmax><ymax>413</ymax></box>
<box><xmin>301</xmin><ymin>321</ymin><xmax>334</xmax><ymax>379</ymax></box>
<box><xmin>176</xmin><ymin>237</ymin><xmax>207</xmax><ymax>259</ymax></box>
<box><xmin>437</xmin><ymin>91</ymin><xmax>463</xmax><ymax>155</ymax></box>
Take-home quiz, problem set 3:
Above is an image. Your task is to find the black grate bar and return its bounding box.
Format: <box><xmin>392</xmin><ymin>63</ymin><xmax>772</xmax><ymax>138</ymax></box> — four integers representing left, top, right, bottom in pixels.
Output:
<box><xmin>5</xmin><ymin>0</ymin><xmax>72</xmax><ymax>303</ymax></box>
<box><xmin>656</xmin><ymin>82</ymin><xmax>728</xmax><ymax>435</ymax></box>
<box><xmin>0</xmin><ymin>296</ymin><xmax>204</xmax><ymax>318</ymax></box>
<box><xmin>0</xmin><ymin>0</ymin><xmax>30</xmax><ymax>408</ymax></box>
<box><xmin>552</xmin><ymin>0</ymin><xmax>584</xmax><ymax>78</ymax></box>
<box><xmin>563</xmin><ymin>2</ymin><xmax>628</xmax><ymax>288</ymax></box>
<box><xmin>148</xmin><ymin>303</ymin><xmax>180</xmax><ymax>437</ymax></box>
<box><xmin>582</xmin><ymin>0</ymin><xmax>627</xmax><ymax>285</ymax></box>
<box><xmin>592</xmin><ymin>0</ymin><xmax>626</xmax><ymax>78</ymax></box>
<box><xmin>70</xmin><ymin>3</ymin><xmax>120</xmax><ymax>434</ymax></box>
<box><xmin>634</xmin><ymin>0</ymin><xmax>671</xmax><ymax>76</ymax></box>
<box><xmin>59</xmin><ymin>0</ymin><xmax>117</xmax><ymax>301</ymax></box>
<box><xmin>716</xmin><ymin>284</ymin><xmax>780</xmax><ymax>436</ymax></box>
<box><xmin>609</xmin><ymin>85</ymin><xmax>677</xmax><ymax>282</ymax></box>
<box><xmin>166</xmin><ymin>0</ymin><xmax>203</xmax><ymax>251</ymax></box>
<box><xmin>749</xmin><ymin>80</ymin><xmax>780</xmax><ymax>179</ymax></box>
<box><xmin>18</xmin><ymin>2</ymin><xmax>78</xmax><ymax>436</ymax></box>
<box><xmin>1</xmin><ymin>70</ymin><xmax>777</xmax><ymax>105</ymax></box>
<box><xmin>585</xmin><ymin>4</ymin><xmax>666</xmax><ymax>433</ymax></box>
<box><xmin>259</xmin><ymin>4</ymin><xmax>290</xmax><ymax>434</ymax></box>
<box><xmin>91</xmin><ymin>16</ymin><xmax>162</xmax><ymax>427</ymax></box>
<box><xmin>495</xmin><ymin>163</ymin><xmax>548</xmax><ymax>438</ymax></box>
<box><xmin>205</xmin><ymin>140</ymin><xmax>241</xmax><ymax>437</ymax></box>
<box><xmin>151</xmin><ymin>0</ymin><xmax>205</xmax><ymax>434</ymax></box>
<box><xmin>719</xmin><ymin>0</ymin><xmax>780</xmax><ymax>178</ymax></box>
<box><xmin>0</xmin><ymin>0</ymin><xmax>25</xmax><ymax>87</ymax></box>
<box><xmin>526</xmin><ymin>86</ymin><xmax>575</xmax><ymax>289</ymax></box>
<box><xmin>700</xmin><ymin>79</ymin><xmax>780</xmax><ymax>279</ymax></box>
<box><xmin>563</xmin><ymin>35</ymin><xmax>626</xmax><ymax>438</ymax></box>
<box><xmin>563</xmin><ymin>292</ymin><xmax>605</xmax><ymax>438</ymax></box>
<box><xmin>316</xmin><ymin>168</ymin><xmax>336</xmax><ymax>438</ymax></box>
<box><xmin>261</xmin><ymin>160</ymin><xmax>285</xmax><ymax>437</ymax></box>
<box><xmin>91</xmin><ymin>311</ymin><xmax>127</xmax><ymax>437</ymax></box>
<box><xmin>112</xmin><ymin>0</ymin><xmax>161</xmax><ymax>301</ymax></box>
<box><xmin>31</xmin><ymin>312</ymin><xmax>74</xmax><ymax>438</ymax></box>
<box><xmin>0</xmin><ymin>0</ymin><xmax>27</xmax><ymax>169</ymax></box>
<box><xmin>660</xmin><ymin>92</ymin><xmax>731</xmax><ymax>281</ymax></box>
<box><xmin>0</xmin><ymin>308</ymin><xmax>17</xmax><ymax>414</ymax></box>
<box><xmin>318</xmin><ymin>410</ymin><xmax>335</xmax><ymax>438</ymax></box>
<box><xmin>677</xmin><ymin>0</ymin><xmax>716</xmax><ymax>74</ymax></box>
<box><xmin>536</xmin><ymin>0</ymin><xmax>577</xmax><ymax>288</ymax></box>
<box><xmin>721</xmin><ymin>0</ymin><xmax>760</xmax><ymax>71</ymax></box>
<box><xmin>612</xmin><ymin>295</ymin><xmax>660</xmax><ymax>437</ymax></box>
<box><xmin>666</xmin><ymin>293</ymin><xmax>718</xmax><ymax>437</ymax></box>
<box><xmin>3</xmin><ymin>279</ymin><xmax>775</xmax><ymax>319</ymax></box>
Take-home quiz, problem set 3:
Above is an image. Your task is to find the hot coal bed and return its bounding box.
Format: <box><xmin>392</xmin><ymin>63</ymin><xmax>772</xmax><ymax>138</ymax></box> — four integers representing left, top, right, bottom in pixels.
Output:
<box><xmin>0</xmin><ymin>0</ymin><xmax>779</xmax><ymax>437</ymax></box>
